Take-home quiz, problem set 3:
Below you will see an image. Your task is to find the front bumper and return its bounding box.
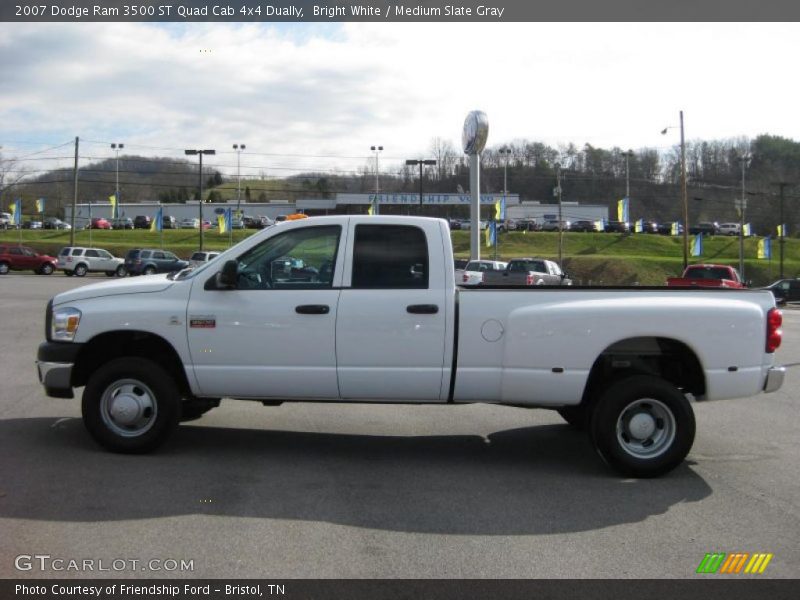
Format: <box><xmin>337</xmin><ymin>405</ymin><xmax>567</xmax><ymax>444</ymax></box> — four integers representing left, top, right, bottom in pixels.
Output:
<box><xmin>764</xmin><ymin>366</ymin><xmax>786</xmax><ymax>394</ymax></box>
<box><xmin>36</xmin><ymin>341</ymin><xmax>83</xmax><ymax>399</ymax></box>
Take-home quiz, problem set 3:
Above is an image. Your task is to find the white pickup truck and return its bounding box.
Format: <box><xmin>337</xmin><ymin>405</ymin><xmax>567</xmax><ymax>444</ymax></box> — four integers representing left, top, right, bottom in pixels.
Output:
<box><xmin>36</xmin><ymin>216</ymin><xmax>785</xmax><ymax>477</ymax></box>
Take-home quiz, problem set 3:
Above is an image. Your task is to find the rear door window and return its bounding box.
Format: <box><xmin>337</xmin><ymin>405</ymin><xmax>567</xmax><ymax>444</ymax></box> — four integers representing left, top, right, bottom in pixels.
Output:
<box><xmin>351</xmin><ymin>225</ymin><xmax>428</xmax><ymax>289</ymax></box>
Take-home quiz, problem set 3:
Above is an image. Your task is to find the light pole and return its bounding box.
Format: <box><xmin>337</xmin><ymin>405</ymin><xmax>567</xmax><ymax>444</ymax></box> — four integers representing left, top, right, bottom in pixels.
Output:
<box><xmin>774</xmin><ymin>182</ymin><xmax>790</xmax><ymax>279</ymax></box>
<box><xmin>185</xmin><ymin>149</ymin><xmax>216</xmax><ymax>251</ymax></box>
<box><xmin>662</xmin><ymin>111</ymin><xmax>689</xmax><ymax>269</ymax></box>
<box><xmin>738</xmin><ymin>154</ymin><xmax>750</xmax><ymax>279</ymax></box>
<box><xmin>621</xmin><ymin>149</ymin><xmax>633</xmax><ymax>200</ymax></box>
<box><xmin>498</xmin><ymin>147</ymin><xmax>512</xmax><ymax>261</ymax></box>
<box><xmin>371</xmin><ymin>145</ymin><xmax>383</xmax><ymax>215</ymax></box>
<box><xmin>405</xmin><ymin>159</ymin><xmax>437</xmax><ymax>211</ymax></box>
<box><xmin>233</xmin><ymin>144</ymin><xmax>245</xmax><ymax>217</ymax></box>
<box><xmin>111</xmin><ymin>143</ymin><xmax>123</xmax><ymax>221</ymax></box>
<box><xmin>555</xmin><ymin>162</ymin><xmax>563</xmax><ymax>266</ymax></box>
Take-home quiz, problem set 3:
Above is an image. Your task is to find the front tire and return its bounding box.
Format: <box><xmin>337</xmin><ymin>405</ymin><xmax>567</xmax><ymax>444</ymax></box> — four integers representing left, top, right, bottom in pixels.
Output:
<box><xmin>39</xmin><ymin>263</ymin><xmax>54</xmax><ymax>275</ymax></box>
<box><xmin>590</xmin><ymin>375</ymin><xmax>695</xmax><ymax>478</ymax></box>
<box><xmin>0</xmin><ymin>262</ymin><xmax>9</xmax><ymax>275</ymax></box>
<box><xmin>143</xmin><ymin>266</ymin><xmax>156</xmax><ymax>276</ymax></box>
<box><xmin>82</xmin><ymin>357</ymin><xmax>181</xmax><ymax>453</ymax></box>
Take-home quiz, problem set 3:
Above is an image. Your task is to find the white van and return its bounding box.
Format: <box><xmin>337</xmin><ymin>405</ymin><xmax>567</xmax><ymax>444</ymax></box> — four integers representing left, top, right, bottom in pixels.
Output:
<box><xmin>718</xmin><ymin>222</ymin><xmax>741</xmax><ymax>236</ymax></box>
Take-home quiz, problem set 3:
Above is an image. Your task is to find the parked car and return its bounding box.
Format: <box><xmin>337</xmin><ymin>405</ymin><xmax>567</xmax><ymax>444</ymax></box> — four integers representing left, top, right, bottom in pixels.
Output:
<box><xmin>448</xmin><ymin>218</ymin><xmax>462</xmax><ymax>231</ymax></box>
<box><xmin>242</xmin><ymin>215</ymin><xmax>263</xmax><ymax>229</ymax></box>
<box><xmin>179</xmin><ymin>218</ymin><xmax>200</xmax><ymax>229</ymax></box>
<box><xmin>764</xmin><ymin>278</ymin><xmax>800</xmax><ymax>305</ymax></box>
<box><xmin>540</xmin><ymin>219</ymin><xmax>570</xmax><ymax>232</ymax></box>
<box><xmin>570</xmin><ymin>220</ymin><xmax>596</xmax><ymax>232</ymax></box>
<box><xmin>689</xmin><ymin>221</ymin><xmax>720</xmax><ymax>236</ymax></box>
<box><xmin>0</xmin><ymin>245</ymin><xmax>57</xmax><ymax>275</ymax></box>
<box><xmin>667</xmin><ymin>264</ymin><xmax>747</xmax><ymax>288</ymax></box>
<box><xmin>21</xmin><ymin>220</ymin><xmax>43</xmax><ymax>230</ymax></box>
<box><xmin>124</xmin><ymin>249</ymin><xmax>190</xmax><ymax>276</ymax></box>
<box><xmin>44</xmin><ymin>217</ymin><xmax>71</xmax><ymax>230</ymax></box>
<box><xmin>457</xmin><ymin>259</ymin><xmax>507</xmax><ymax>286</ymax></box>
<box><xmin>58</xmin><ymin>247</ymin><xmax>126</xmax><ymax>277</ymax></box>
<box><xmin>604</xmin><ymin>220</ymin><xmax>630</xmax><ymax>233</ymax></box>
<box><xmin>189</xmin><ymin>251</ymin><xmax>221</xmax><ymax>267</ymax></box>
<box><xmin>257</xmin><ymin>215</ymin><xmax>274</xmax><ymax>228</ymax></box>
<box><xmin>133</xmin><ymin>215</ymin><xmax>151</xmax><ymax>229</ymax></box>
<box><xmin>639</xmin><ymin>220</ymin><xmax>660</xmax><ymax>234</ymax></box>
<box><xmin>0</xmin><ymin>212</ymin><xmax>12</xmax><ymax>229</ymax></box>
<box><xmin>657</xmin><ymin>221</ymin><xmax>684</xmax><ymax>235</ymax></box>
<box><xmin>482</xmin><ymin>257</ymin><xmax>572</xmax><ymax>286</ymax></box>
<box><xmin>516</xmin><ymin>219</ymin><xmax>539</xmax><ymax>232</ymax></box>
<box><xmin>718</xmin><ymin>222</ymin><xmax>741</xmax><ymax>236</ymax></box>
<box><xmin>88</xmin><ymin>217</ymin><xmax>112</xmax><ymax>230</ymax></box>
<box><xmin>162</xmin><ymin>215</ymin><xmax>177</xmax><ymax>229</ymax></box>
<box><xmin>112</xmin><ymin>217</ymin><xmax>134</xmax><ymax>230</ymax></box>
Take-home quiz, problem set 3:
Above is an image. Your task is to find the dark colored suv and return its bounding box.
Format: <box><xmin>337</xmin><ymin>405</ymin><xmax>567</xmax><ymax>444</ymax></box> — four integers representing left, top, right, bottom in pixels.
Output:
<box><xmin>124</xmin><ymin>248</ymin><xmax>189</xmax><ymax>276</ymax></box>
<box><xmin>133</xmin><ymin>215</ymin><xmax>151</xmax><ymax>229</ymax></box>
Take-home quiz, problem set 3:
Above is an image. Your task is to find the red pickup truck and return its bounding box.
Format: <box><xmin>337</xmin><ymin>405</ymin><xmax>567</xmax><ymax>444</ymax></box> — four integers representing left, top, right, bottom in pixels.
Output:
<box><xmin>667</xmin><ymin>264</ymin><xmax>747</xmax><ymax>288</ymax></box>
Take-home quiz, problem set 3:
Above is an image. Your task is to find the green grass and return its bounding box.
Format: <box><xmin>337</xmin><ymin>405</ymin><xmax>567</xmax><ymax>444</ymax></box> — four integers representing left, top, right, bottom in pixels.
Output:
<box><xmin>2</xmin><ymin>228</ymin><xmax>796</xmax><ymax>286</ymax></box>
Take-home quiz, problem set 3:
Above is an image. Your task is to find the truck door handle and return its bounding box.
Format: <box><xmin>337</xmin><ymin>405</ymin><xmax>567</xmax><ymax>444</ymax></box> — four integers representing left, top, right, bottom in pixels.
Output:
<box><xmin>295</xmin><ymin>304</ymin><xmax>330</xmax><ymax>315</ymax></box>
<box><xmin>407</xmin><ymin>304</ymin><xmax>439</xmax><ymax>314</ymax></box>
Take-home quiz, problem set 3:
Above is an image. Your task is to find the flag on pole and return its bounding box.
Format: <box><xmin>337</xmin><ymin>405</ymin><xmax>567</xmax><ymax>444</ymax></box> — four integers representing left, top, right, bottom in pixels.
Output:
<box><xmin>743</xmin><ymin>223</ymin><xmax>751</xmax><ymax>237</ymax></box>
<box><xmin>617</xmin><ymin>197</ymin><xmax>629</xmax><ymax>222</ymax></box>
<box><xmin>494</xmin><ymin>198</ymin><xmax>506</xmax><ymax>221</ymax></box>
<box><xmin>691</xmin><ymin>233</ymin><xmax>703</xmax><ymax>257</ymax></box>
<box><xmin>218</xmin><ymin>208</ymin><xmax>232</xmax><ymax>234</ymax></box>
<box><xmin>35</xmin><ymin>198</ymin><xmax>45</xmax><ymax>213</ymax></box>
<box><xmin>777</xmin><ymin>224</ymin><xmax>787</xmax><ymax>237</ymax></box>
<box><xmin>10</xmin><ymin>198</ymin><xmax>21</xmax><ymax>226</ymax></box>
<box><xmin>671</xmin><ymin>222</ymin><xmax>679</xmax><ymax>236</ymax></box>
<box><xmin>150</xmin><ymin>207</ymin><xmax>163</xmax><ymax>232</ymax></box>
<box><xmin>594</xmin><ymin>218</ymin><xmax>605</xmax><ymax>232</ymax></box>
<box><xmin>485</xmin><ymin>221</ymin><xmax>496</xmax><ymax>247</ymax></box>
<box><xmin>108</xmin><ymin>194</ymin><xmax>119</xmax><ymax>220</ymax></box>
<box><xmin>634</xmin><ymin>218</ymin><xmax>643</xmax><ymax>233</ymax></box>
<box><xmin>758</xmin><ymin>237</ymin><xmax>772</xmax><ymax>260</ymax></box>
<box><xmin>367</xmin><ymin>204</ymin><xmax>374</xmax><ymax>216</ymax></box>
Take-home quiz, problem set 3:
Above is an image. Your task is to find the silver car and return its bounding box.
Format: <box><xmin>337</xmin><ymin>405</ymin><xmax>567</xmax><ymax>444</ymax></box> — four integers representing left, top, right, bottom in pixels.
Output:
<box><xmin>58</xmin><ymin>246</ymin><xmax>126</xmax><ymax>277</ymax></box>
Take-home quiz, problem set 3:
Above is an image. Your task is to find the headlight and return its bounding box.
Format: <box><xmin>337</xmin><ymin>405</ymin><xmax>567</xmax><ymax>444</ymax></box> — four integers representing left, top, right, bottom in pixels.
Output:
<box><xmin>52</xmin><ymin>307</ymin><xmax>82</xmax><ymax>342</ymax></box>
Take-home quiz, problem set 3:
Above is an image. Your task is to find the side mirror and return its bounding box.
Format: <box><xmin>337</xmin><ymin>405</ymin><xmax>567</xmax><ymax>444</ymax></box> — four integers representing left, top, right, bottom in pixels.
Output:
<box><xmin>218</xmin><ymin>260</ymin><xmax>238</xmax><ymax>288</ymax></box>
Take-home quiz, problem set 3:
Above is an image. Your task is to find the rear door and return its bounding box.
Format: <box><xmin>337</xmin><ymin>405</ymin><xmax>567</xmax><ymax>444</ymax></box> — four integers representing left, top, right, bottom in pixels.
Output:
<box><xmin>335</xmin><ymin>221</ymin><xmax>448</xmax><ymax>401</ymax></box>
<box><xmin>83</xmin><ymin>248</ymin><xmax>101</xmax><ymax>271</ymax></box>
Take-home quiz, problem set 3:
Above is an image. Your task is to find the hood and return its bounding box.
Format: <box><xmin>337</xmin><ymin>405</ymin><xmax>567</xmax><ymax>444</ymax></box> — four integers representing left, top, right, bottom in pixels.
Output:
<box><xmin>53</xmin><ymin>274</ymin><xmax>174</xmax><ymax>305</ymax></box>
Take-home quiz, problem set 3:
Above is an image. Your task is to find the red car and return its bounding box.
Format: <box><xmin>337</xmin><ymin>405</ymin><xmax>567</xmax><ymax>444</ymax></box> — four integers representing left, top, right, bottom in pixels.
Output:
<box><xmin>666</xmin><ymin>264</ymin><xmax>747</xmax><ymax>288</ymax></box>
<box><xmin>88</xmin><ymin>217</ymin><xmax>112</xmax><ymax>230</ymax></box>
<box><xmin>0</xmin><ymin>245</ymin><xmax>57</xmax><ymax>275</ymax></box>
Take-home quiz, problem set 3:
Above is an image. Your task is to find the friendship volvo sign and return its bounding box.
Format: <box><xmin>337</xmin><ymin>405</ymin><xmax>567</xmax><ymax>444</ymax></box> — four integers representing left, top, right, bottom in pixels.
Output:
<box><xmin>338</xmin><ymin>193</ymin><xmax>520</xmax><ymax>205</ymax></box>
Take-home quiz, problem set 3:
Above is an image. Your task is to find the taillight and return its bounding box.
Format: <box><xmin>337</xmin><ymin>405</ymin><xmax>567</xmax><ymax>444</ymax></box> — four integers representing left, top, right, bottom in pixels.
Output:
<box><xmin>526</xmin><ymin>273</ymin><xmax>534</xmax><ymax>286</ymax></box>
<box><xmin>463</xmin><ymin>273</ymin><xmax>469</xmax><ymax>283</ymax></box>
<box><xmin>766</xmin><ymin>308</ymin><xmax>782</xmax><ymax>353</ymax></box>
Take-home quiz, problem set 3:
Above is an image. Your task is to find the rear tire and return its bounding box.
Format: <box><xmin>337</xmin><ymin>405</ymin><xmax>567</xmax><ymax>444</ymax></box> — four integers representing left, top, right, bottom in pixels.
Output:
<box><xmin>143</xmin><ymin>266</ymin><xmax>156</xmax><ymax>275</ymax></box>
<box><xmin>115</xmin><ymin>265</ymin><xmax>127</xmax><ymax>277</ymax></box>
<box><xmin>589</xmin><ymin>375</ymin><xmax>695</xmax><ymax>478</ymax></box>
<box><xmin>74</xmin><ymin>264</ymin><xmax>88</xmax><ymax>277</ymax></box>
<box><xmin>82</xmin><ymin>357</ymin><xmax>181</xmax><ymax>453</ymax></box>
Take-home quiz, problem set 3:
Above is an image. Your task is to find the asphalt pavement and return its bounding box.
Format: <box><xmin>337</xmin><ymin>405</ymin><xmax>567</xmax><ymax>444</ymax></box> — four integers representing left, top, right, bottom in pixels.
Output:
<box><xmin>0</xmin><ymin>274</ymin><xmax>798</xmax><ymax>579</ymax></box>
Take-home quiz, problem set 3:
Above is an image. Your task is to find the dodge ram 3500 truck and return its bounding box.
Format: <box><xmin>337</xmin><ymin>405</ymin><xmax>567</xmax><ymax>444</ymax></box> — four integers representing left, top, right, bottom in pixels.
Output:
<box><xmin>36</xmin><ymin>216</ymin><xmax>785</xmax><ymax>477</ymax></box>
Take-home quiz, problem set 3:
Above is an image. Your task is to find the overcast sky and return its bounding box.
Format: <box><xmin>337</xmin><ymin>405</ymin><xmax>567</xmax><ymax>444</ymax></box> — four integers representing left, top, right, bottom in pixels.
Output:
<box><xmin>1</xmin><ymin>21</ymin><xmax>799</xmax><ymax>179</ymax></box>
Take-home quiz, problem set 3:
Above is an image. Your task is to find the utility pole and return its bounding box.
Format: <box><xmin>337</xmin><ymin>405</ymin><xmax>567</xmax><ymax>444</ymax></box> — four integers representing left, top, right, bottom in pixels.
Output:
<box><xmin>738</xmin><ymin>154</ymin><xmax>750</xmax><ymax>279</ymax></box>
<box><xmin>70</xmin><ymin>137</ymin><xmax>79</xmax><ymax>246</ymax></box>
<box><xmin>680</xmin><ymin>111</ymin><xmax>689</xmax><ymax>270</ymax></box>
<box><xmin>371</xmin><ymin>145</ymin><xmax>383</xmax><ymax>215</ymax></box>
<box><xmin>184</xmin><ymin>149</ymin><xmax>216</xmax><ymax>251</ymax></box>
<box><xmin>621</xmin><ymin>149</ymin><xmax>633</xmax><ymax>199</ymax></box>
<box><xmin>775</xmin><ymin>182</ymin><xmax>789</xmax><ymax>279</ymax></box>
<box><xmin>556</xmin><ymin>162</ymin><xmax>563</xmax><ymax>266</ymax></box>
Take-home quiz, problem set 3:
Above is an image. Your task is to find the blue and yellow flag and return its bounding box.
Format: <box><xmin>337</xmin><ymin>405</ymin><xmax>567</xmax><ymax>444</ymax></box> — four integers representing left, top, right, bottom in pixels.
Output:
<box><xmin>218</xmin><ymin>208</ymin><xmax>232</xmax><ymax>234</ymax></box>
<box><xmin>617</xmin><ymin>197</ymin><xmax>629</xmax><ymax>222</ymax></box>
<box><xmin>367</xmin><ymin>204</ymin><xmax>374</xmax><ymax>216</ymax></box>
<box><xmin>671</xmin><ymin>222</ymin><xmax>679</xmax><ymax>236</ymax></box>
<box><xmin>485</xmin><ymin>221</ymin><xmax>496</xmax><ymax>247</ymax></box>
<box><xmin>743</xmin><ymin>223</ymin><xmax>751</xmax><ymax>237</ymax></box>
<box><xmin>150</xmin><ymin>207</ymin><xmax>162</xmax><ymax>232</ymax></box>
<box><xmin>777</xmin><ymin>224</ymin><xmax>787</xmax><ymax>237</ymax></box>
<box><xmin>691</xmin><ymin>234</ymin><xmax>703</xmax><ymax>257</ymax></box>
<box><xmin>35</xmin><ymin>198</ymin><xmax>45</xmax><ymax>213</ymax></box>
<box><xmin>758</xmin><ymin>237</ymin><xmax>772</xmax><ymax>260</ymax></box>
<box><xmin>594</xmin><ymin>218</ymin><xmax>605</xmax><ymax>232</ymax></box>
<box><xmin>634</xmin><ymin>218</ymin><xmax>643</xmax><ymax>233</ymax></box>
<box><xmin>494</xmin><ymin>198</ymin><xmax>506</xmax><ymax>221</ymax></box>
<box><xmin>10</xmin><ymin>198</ymin><xmax>21</xmax><ymax>226</ymax></box>
<box><xmin>108</xmin><ymin>194</ymin><xmax>118</xmax><ymax>220</ymax></box>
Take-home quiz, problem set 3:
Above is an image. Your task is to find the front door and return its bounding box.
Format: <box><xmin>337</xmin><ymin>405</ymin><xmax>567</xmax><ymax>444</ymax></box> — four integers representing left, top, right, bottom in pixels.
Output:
<box><xmin>187</xmin><ymin>224</ymin><xmax>344</xmax><ymax>399</ymax></box>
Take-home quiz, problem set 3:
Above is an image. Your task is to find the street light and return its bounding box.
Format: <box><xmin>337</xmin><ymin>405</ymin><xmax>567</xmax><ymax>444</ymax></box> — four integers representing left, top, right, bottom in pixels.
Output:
<box><xmin>184</xmin><ymin>149</ymin><xmax>216</xmax><ymax>251</ymax></box>
<box><xmin>371</xmin><ymin>145</ymin><xmax>383</xmax><ymax>215</ymax></box>
<box><xmin>555</xmin><ymin>162</ymin><xmax>564</xmax><ymax>266</ymax></box>
<box><xmin>232</xmin><ymin>144</ymin><xmax>246</xmax><ymax>216</ymax></box>
<box><xmin>497</xmin><ymin>147</ymin><xmax>512</xmax><ymax>261</ymax></box>
<box><xmin>662</xmin><ymin>110</ymin><xmax>689</xmax><ymax>269</ymax></box>
<box><xmin>405</xmin><ymin>159</ymin><xmax>437</xmax><ymax>209</ymax></box>
<box><xmin>738</xmin><ymin>153</ymin><xmax>751</xmax><ymax>279</ymax></box>
<box><xmin>621</xmin><ymin>149</ymin><xmax>633</xmax><ymax>200</ymax></box>
<box><xmin>111</xmin><ymin>143</ymin><xmax>124</xmax><ymax>220</ymax></box>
